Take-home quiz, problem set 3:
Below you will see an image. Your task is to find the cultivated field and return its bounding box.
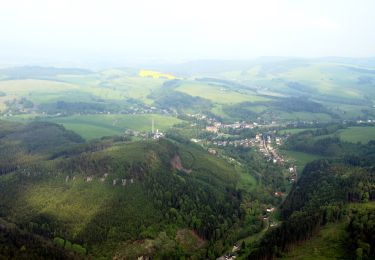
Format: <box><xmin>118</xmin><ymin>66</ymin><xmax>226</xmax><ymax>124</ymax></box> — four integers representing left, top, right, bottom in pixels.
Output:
<box><xmin>338</xmin><ymin>126</ymin><xmax>375</xmax><ymax>143</ymax></box>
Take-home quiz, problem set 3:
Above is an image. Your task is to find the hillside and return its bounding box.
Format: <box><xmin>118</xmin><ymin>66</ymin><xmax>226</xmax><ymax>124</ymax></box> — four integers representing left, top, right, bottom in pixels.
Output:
<box><xmin>0</xmin><ymin>121</ymin><xmax>248</xmax><ymax>258</ymax></box>
<box><xmin>242</xmin><ymin>151</ymin><xmax>375</xmax><ymax>259</ymax></box>
<box><xmin>0</xmin><ymin>59</ymin><xmax>374</xmax><ymax>259</ymax></box>
<box><xmin>1</xmin><ymin>58</ymin><xmax>375</xmax><ymax>140</ymax></box>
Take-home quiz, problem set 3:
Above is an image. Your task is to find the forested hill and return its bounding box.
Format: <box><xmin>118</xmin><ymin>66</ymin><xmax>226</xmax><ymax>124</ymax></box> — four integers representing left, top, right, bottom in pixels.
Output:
<box><xmin>0</xmin><ymin>121</ymin><xmax>246</xmax><ymax>258</ymax></box>
<box><xmin>0</xmin><ymin>120</ymin><xmax>84</xmax><ymax>175</ymax></box>
<box><xmin>244</xmin><ymin>149</ymin><xmax>375</xmax><ymax>259</ymax></box>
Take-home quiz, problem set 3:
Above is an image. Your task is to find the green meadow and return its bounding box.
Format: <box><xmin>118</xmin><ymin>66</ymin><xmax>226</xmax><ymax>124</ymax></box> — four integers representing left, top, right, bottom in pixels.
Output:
<box><xmin>281</xmin><ymin>150</ymin><xmax>325</xmax><ymax>171</ymax></box>
<box><xmin>338</xmin><ymin>126</ymin><xmax>375</xmax><ymax>143</ymax></box>
<box><xmin>48</xmin><ymin>114</ymin><xmax>183</xmax><ymax>140</ymax></box>
<box><xmin>279</xmin><ymin>221</ymin><xmax>348</xmax><ymax>260</ymax></box>
<box><xmin>278</xmin><ymin>128</ymin><xmax>316</xmax><ymax>135</ymax></box>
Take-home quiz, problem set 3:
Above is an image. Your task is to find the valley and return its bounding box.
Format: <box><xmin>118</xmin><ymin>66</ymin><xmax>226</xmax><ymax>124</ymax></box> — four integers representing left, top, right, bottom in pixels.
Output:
<box><xmin>0</xmin><ymin>59</ymin><xmax>375</xmax><ymax>259</ymax></box>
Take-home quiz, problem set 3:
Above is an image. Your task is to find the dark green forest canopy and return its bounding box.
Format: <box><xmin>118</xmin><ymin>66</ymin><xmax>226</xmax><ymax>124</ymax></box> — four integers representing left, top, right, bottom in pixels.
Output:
<box><xmin>245</xmin><ymin>152</ymin><xmax>375</xmax><ymax>259</ymax></box>
<box><xmin>0</xmin><ymin>121</ymin><xmax>247</xmax><ymax>258</ymax></box>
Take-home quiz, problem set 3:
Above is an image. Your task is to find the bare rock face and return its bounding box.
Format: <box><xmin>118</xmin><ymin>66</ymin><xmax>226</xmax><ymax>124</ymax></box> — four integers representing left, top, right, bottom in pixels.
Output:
<box><xmin>170</xmin><ymin>154</ymin><xmax>191</xmax><ymax>173</ymax></box>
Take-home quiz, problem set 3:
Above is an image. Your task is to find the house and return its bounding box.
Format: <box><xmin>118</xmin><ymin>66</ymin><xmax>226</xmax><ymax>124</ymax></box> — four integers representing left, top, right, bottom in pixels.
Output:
<box><xmin>206</xmin><ymin>126</ymin><xmax>218</xmax><ymax>133</ymax></box>
<box><xmin>152</xmin><ymin>129</ymin><xmax>164</xmax><ymax>139</ymax></box>
<box><xmin>208</xmin><ymin>148</ymin><xmax>217</xmax><ymax>155</ymax></box>
<box><xmin>274</xmin><ymin>191</ymin><xmax>284</xmax><ymax>197</ymax></box>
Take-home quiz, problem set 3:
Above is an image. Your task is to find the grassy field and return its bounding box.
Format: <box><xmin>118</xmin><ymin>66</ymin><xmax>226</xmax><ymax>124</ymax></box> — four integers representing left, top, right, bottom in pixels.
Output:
<box><xmin>211</xmin><ymin>105</ymin><xmax>229</xmax><ymax>118</ymax></box>
<box><xmin>176</xmin><ymin>82</ymin><xmax>269</xmax><ymax>104</ymax></box>
<box><xmin>280</xmin><ymin>202</ymin><xmax>375</xmax><ymax>259</ymax></box>
<box><xmin>94</xmin><ymin>75</ymin><xmax>165</xmax><ymax>104</ymax></box>
<box><xmin>281</xmin><ymin>63</ymin><xmax>368</xmax><ymax>99</ymax></box>
<box><xmin>0</xmin><ymin>75</ymin><xmax>165</xmax><ymax>105</ymax></box>
<box><xmin>281</xmin><ymin>150</ymin><xmax>325</xmax><ymax>172</ymax></box>
<box><xmin>278</xmin><ymin>128</ymin><xmax>316</xmax><ymax>135</ymax></box>
<box><xmin>0</xmin><ymin>79</ymin><xmax>79</xmax><ymax>97</ymax></box>
<box><xmin>279</xmin><ymin>222</ymin><xmax>348</xmax><ymax>259</ymax></box>
<box><xmin>236</xmin><ymin>165</ymin><xmax>257</xmax><ymax>191</ymax></box>
<box><xmin>48</xmin><ymin>114</ymin><xmax>182</xmax><ymax>140</ymax></box>
<box><xmin>338</xmin><ymin>126</ymin><xmax>375</xmax><ymax>143</ymax></box>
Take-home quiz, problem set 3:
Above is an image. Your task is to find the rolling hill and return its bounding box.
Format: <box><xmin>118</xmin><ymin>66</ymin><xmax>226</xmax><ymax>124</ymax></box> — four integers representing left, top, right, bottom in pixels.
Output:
<box><xmin>0</xmin><ymin>121</ymin><xmax>247</xmax><ymax>258</ymax></box>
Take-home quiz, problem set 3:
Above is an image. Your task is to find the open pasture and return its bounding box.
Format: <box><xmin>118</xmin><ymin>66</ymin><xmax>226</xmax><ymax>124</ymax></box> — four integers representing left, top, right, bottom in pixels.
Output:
<box><xmin>48</xmin><ymin>114</ymin><xmax>183</xmax><ymax>140</ymax></box>
<box><xmin>338</xmin><ymin>126</ymin><xmax>375</xmax><ymax>143</ymax></box>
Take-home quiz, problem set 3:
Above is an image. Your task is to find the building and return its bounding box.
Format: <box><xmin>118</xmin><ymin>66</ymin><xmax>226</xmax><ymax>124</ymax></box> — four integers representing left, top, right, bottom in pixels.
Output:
<box><xmin>206</xmin><ymin>125</ymin><xmax>218</xmax><ymax>133</ymax></box>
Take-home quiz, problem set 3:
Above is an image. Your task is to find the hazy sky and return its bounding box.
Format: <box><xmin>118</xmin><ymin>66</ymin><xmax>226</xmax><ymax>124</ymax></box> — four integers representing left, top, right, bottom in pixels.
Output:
<box><xmin>0</xmin><ymin>0</ymin><xmax>374</xmax><ymax>66</ymax></box>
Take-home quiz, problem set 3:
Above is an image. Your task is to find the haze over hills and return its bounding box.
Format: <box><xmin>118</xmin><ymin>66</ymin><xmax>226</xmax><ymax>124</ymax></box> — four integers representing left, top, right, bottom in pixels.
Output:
<box><xmin>1</xmin><ymin>0</ymin><xmax>375</xmax><ymax>259</ymax></box>
<box><xmin>0</xmin><ymin>57</ymin><xmax>374</xmax><ymax>258</ymax></box>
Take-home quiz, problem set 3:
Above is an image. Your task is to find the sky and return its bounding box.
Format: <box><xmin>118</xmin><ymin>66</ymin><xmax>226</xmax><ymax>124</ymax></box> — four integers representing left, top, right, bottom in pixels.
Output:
<box><xmin>0</xmin><ymin>0</ymin><xmax>374</xmax><ymax>66</ymax></box>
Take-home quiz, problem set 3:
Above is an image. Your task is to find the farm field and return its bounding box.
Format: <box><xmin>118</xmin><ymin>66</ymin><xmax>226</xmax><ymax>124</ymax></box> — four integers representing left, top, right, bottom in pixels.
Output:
<box><xmin>278</xmin><ymin>128</ymin><xmax>316</xmax><ymax>135</ymax></box>
<box><xmin>275</xmin><ymin>63</ymin><xmax>374</xmax><ymax>99</ymax></box>
<box><xmin>47</xmin><ymin>114</ymin><xmax>183</xmax><ymax>140</ymax></box>
<box><xmin>308</xmin><ymin>126</ymin><xmax>375</xmax><ymax>144</ymax></box>
<box><xmin>0</xmin><ymin>75</ymin><xmax>166</xmax><ymax>106</ymax></box>
<box><xmin>338</xmin><ymin>126</ymin><xmax>375</xmax><ymax>144</ymax></box>
<box><xmin>98</xmin><ymin>75</ymin><xmax>166</xmax><ymax>104</ymax></box>
<box><xmin>281</xmin><ymin>150</ymin><xmax>326</xmax><ymax>171</ymax></box>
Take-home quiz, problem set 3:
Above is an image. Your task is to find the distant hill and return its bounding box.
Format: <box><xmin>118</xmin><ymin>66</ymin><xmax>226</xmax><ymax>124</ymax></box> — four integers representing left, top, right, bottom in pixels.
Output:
<box><xmin>0</xmin><ymin>66</ymin><xmax>93</xmax><ymax>80</ymax></box>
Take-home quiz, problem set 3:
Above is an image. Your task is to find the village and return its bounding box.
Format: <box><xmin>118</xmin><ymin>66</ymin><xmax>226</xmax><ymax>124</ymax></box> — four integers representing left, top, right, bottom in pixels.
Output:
<box><xmin>185</xmin><ymin>113</ymin><xmax>299</xmax><ymax>185</ymax></box>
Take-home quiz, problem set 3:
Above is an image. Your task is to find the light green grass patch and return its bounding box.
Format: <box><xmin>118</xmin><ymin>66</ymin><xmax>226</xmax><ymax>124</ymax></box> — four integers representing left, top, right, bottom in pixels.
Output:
<box><xmin>56</xmin><ymin>74</ymin><xmax>100</xmax><ymax>86</ymax></box>
<box><xmin>281</xmin><ymin>150</ymin><xmax>325</xmax><ymax>171</ymax></box>
<box><xmin>101</xmin><ymin>76</ymin><xmax>165</xmax><ymax>104</ymax></box>
<box><xmin>237</xmin><ymin>165</ymin><xmax>257</xmax><ymax>191</ymax></box>
<box><xmin>278</xmin><ymin>128</ymin><xmax>316</xmax><ymax>135</ymax></box>
<box><xmin>60</xmin><ymin>123</ymin><xmax>121</xmax><ymax>140</ymax></box>
<box><xmin>211</xmin><ymin>104</ymin><xmax>229</xmax><ymax>118</ymax></box>
<box><xmin>48</xmin><ymin>114</ymin><xmax>182</xmax><ymax>140</ymax></box>
<box><xmin>0</xmin><ymin>79</ymin><xmax>79</xmax><ymax>96</ymax></box>
<box><xmin>279</xmin><ymin>222</ymin><xmax>347</xmax><ymax>259</ymax></box>
<box><xmin>338</xmin><ymin>126</ymin><xmax>375</xmax><ymax>144</ymax></box>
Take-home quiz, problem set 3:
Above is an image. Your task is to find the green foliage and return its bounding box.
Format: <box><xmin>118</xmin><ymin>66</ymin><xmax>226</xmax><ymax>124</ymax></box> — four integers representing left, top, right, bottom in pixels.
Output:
<box><xmin>244</xmin><ymin>149</ymin><xmax>375</xmax><ymax>259</ymax></box>
<box><xmin>279</xmin><ymin>222</ymin><xmax>349</xmax><ymax>259</ymax></box>
<box><xmin>0</xmin><ymin>121</ymin><xmax>248</xmax><ymax>258</ymax></box>
<box><xmin>71</xmin><ymin>244</ymin><xmax>86</xmax><ymax>255</ymax></box>
<box><xmin>151</xmin><ymin>89</ymin><xmax>212</xmax><ymax>112</ymax></box>
<box><xmin>0</xmin><ymin>218</ymin><xmax>78</xmax><ymax>259</ymax></box>
<box><xmin>53</xmin><ymin>237</ymin><xmax>65</xmax><ymax>247</ymax></box>
<box><xmin>347</xmin><ymin>207</ymin><xmax>375</xmax><ymax>259</ymax></box>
